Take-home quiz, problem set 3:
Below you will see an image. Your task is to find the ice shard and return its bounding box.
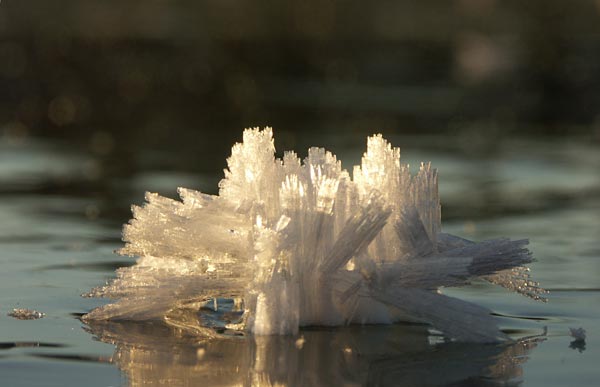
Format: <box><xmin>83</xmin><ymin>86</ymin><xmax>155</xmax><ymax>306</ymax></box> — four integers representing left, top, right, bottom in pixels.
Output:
<box><xmin>84</xmin><ymin>127</ymin><xmax>546</xmax><ymax>342</ymax></box>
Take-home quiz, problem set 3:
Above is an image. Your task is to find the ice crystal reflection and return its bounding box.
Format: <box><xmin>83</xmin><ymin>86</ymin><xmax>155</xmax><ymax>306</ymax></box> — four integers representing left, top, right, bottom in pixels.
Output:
<box><xmin>84</xmin><ymin>127</ymin><xmax>546</xmax><ymax>342</ymax></box>
<box><xmin>85</xmin><ymin>318</ymin><xmax>545</xmax><ymax>387</ymax></box>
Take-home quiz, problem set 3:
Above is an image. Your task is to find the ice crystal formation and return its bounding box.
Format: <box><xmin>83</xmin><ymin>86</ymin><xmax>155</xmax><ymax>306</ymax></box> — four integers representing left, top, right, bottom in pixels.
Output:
<box><xmin>8</xmin><ymin>308</ymin><xmax>45</xmax><ymax>320</ymax></box>
<box><xmin>84</xmin><ymin>127</ymin><xmax>546</xmax><ymax>342</ymax></box>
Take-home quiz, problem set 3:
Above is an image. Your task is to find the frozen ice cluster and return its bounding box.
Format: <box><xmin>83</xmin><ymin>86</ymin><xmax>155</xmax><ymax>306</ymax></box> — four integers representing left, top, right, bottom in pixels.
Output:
<box><xmin>84</xmin><ymin>127</ymin><xmax>546</xmax><ymax>342</ymax></box>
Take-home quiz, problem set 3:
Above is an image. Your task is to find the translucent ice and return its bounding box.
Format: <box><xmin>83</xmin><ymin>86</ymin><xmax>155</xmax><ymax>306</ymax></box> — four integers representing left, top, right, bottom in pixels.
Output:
<box><xmin>84</xmin><ymin>127</ymin><xmax>546</xmax><ymax>342</ymax></box>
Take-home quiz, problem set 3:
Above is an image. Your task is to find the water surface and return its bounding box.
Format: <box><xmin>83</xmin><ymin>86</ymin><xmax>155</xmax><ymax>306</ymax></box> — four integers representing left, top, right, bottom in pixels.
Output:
<box><xmin>0</xmin><ymin>134</ymin><xmax>598</xmax><ymax>386</ymax></box>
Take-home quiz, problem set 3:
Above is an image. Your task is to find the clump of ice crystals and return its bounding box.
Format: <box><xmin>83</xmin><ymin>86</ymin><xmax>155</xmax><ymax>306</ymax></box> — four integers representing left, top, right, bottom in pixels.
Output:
<box><xmin>84</xmin><ymin>127</ymin><xmax>546</xmax><ymax>342</ymax></box>
<box><xmin>8</xmin><ymin>308</ymin><xmax>45</xmax><ymax>320</ymax></box>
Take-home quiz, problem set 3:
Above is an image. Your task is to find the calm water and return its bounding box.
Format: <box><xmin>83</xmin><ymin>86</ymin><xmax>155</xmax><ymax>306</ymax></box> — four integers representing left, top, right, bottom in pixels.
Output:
<box><xmin>0</xmin><ymin>133</ymin><xmax>599</xmax><ymax>386</ymax></box>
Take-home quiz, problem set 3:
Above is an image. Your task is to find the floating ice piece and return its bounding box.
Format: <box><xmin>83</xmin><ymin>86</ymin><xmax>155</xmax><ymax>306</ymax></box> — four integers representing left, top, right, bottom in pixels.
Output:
<box><xmin>8</xmin><ymin>308</ymin><xmax>45</xmax><ymax>320</ymax></box>
<box><xmin>84</xmin><ymin>127</ymin><xmax>546</xmax><ymax>342</ymax></box>
<box><xmin>569</xmin><ymin>327</ymin><xmax>586</xmax><ymax>341</ymax></box>
<box><xmin>569</xmin><ymin>327</ymin><xmax>586</xmax><ymax>352</ymax></box>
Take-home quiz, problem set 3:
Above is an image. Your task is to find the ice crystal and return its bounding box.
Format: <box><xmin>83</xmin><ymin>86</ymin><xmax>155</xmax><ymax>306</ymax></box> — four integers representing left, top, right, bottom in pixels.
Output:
<box><xmin>569</xmin><ymin>327</ymin><xmax>586</xmax><ymax>341</ymax></box>
<box><xmin>84</xmin><ymin>127</ymin><xmax>546</xmax><ymax>342</ymax></box>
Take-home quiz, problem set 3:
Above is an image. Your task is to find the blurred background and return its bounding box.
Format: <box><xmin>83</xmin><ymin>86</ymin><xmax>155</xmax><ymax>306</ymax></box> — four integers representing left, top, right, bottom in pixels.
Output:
<box><xmin>2</xmin><ymin>0</ymin><xmax>600</xmax><ymax>220</ymax></box>
<box><xmin>4</xmin><ymin>1</ymin><xmax>600</xmax><ymax>138</ymax></box>
<box><xmin>1</xmin><ymin>0</ymin><xmax>599</xmax><ymax>230</ymax></box>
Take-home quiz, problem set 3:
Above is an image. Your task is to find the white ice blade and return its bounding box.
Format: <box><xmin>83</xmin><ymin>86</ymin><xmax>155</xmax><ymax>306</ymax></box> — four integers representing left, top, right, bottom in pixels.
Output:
<box><xmin>375</xmin><ymin>289</ymin><xmax>509</xmax><ymax>343</ymax></box>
